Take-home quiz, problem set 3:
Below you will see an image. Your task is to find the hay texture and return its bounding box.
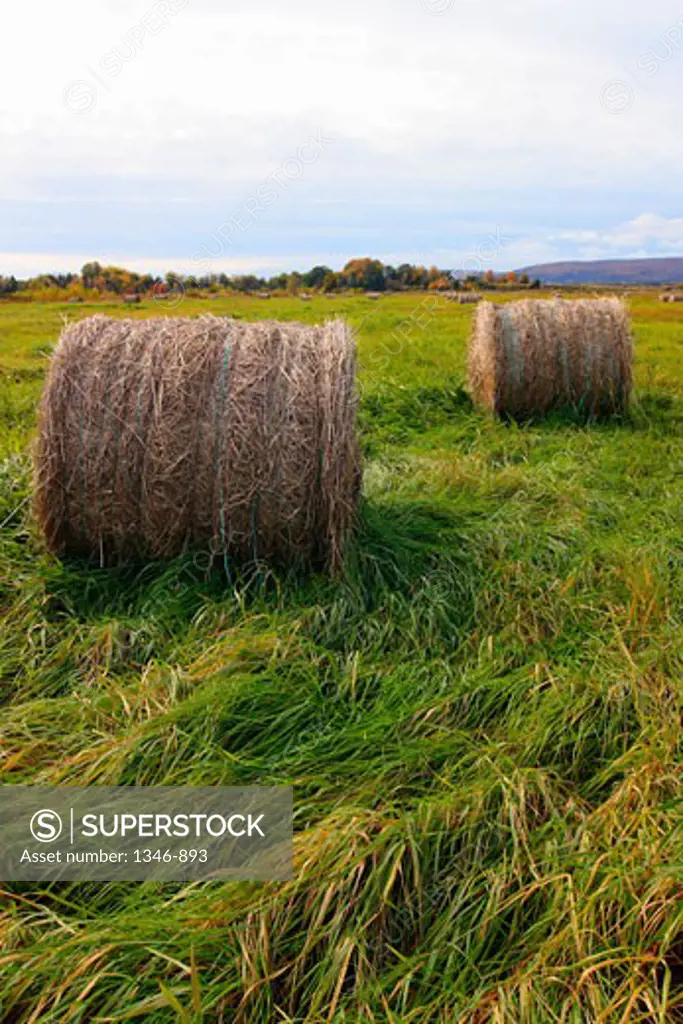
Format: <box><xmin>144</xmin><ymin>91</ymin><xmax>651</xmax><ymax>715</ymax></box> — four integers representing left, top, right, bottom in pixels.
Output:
<box><xmin>34</xmin><ymin>315</ymin><xmax>360</xmax><ymax>572</ymax></box>
<box><xmin>468</xmin><ymin>298</ymin><xmax>633</xmax><ymax>419</ymax></box>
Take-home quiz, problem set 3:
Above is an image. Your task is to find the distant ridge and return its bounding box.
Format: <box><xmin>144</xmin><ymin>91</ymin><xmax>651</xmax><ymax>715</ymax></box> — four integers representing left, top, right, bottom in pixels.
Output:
<box><xmin>516</xmin><ymin>257</ymin><xmax>683</xmax><ymax>285</ymax></box>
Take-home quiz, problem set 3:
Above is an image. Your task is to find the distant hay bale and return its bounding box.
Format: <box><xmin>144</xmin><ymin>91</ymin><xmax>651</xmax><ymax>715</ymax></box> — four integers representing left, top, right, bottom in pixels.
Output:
<box><xmin>123</xmin><ymin>294</ymin><xmax>141</xmax><ymax>305</ymax></box>
<box><xmin>659</xmin><ymin>294</ymin><xmax>672</xmax><ymax>302</ymax></box>
<box><xmin>34</xmin><ymin>315</ymin><xmax>360</xmax><ymax>572</ymax></box>
<box><xmin>468</xmin><ymin>298</ymin><xmax>633</xmax><ymax>419</ymax></box>
<box><xmin>258</xmin><ymin>291</ymin><xmax>271</xmax><ymax>299</ymax></box>
<box><xmin>669</xmin><ymin>294</ymin><xmax>683</xmax><ymax>302</ymax></box>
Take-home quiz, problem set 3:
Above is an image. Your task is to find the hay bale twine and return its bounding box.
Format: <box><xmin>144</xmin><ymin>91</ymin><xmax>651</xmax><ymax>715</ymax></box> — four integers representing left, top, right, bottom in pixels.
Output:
<box><xmin>34</xmin><ymin>315</ymin><xmax>360</xmax><ymax>572</ymax></box>
<box><xmin>468</xmin><ymin>298</ymin><xmax>633</xmax><ymax>418</ymax></box>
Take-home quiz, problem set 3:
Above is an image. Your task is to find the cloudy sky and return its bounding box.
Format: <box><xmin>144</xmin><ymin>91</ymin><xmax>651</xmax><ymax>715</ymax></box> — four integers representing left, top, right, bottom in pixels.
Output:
<box><xmin>1</xmin><ymin>0</ymin><xmax>682</xmax><ymax>277</ymax></box>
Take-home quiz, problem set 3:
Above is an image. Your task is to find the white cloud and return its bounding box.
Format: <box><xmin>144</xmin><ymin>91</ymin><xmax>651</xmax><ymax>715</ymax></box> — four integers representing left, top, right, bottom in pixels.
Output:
<box><xmin>3</xmin><ymin>0</ymin><xmax>683</xmax><ymax>188</ymax></box>
<box><xmin>0</xmin><ymin>252</ymin><xmax>307</xmax><ymax>278</ymax></box>
<box><xmin>9</xmin><ymin>212</ymin><xmax>683</xmax><ymax>280</ymax></box>
<box><xmin>557</xmin><ymin>214</ymin><xmax>683</xmax><ymax>251</ymax></box>
<box><xmin>1</xmin><ymin>0</ymin><xmax>682</xmax><ymax>265</ymax></box>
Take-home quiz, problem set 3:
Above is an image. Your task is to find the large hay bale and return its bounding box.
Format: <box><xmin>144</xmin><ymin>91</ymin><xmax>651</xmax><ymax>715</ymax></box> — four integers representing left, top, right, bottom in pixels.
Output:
<box><xmin>34</xmin><ymin>315</ymin><xmax>360</xmax><ymax>572</ymax></box>
<box><xmin>468</xmin><ymin>298</ymin><xmax>633</xmax><ymax>418</ymax></box>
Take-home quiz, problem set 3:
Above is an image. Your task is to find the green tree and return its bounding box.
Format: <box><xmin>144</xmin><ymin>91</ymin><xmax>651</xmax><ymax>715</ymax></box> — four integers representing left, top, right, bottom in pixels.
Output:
<box><xmin>302</xmin><ymin>265</ymin><xmax>332</xmax><ymax>289</ymax></box>
<box><xmin>81</xmin><ymin>262</ymin><xmax>102</xmax><ymax>289</ymax></box>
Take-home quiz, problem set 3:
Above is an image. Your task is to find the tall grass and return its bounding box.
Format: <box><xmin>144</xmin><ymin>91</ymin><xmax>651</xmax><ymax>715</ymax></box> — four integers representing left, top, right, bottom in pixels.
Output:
<box><xmin>0</xmin><ymin>293</ymin><xmax>681</xmax><ymax>1022</ymax></box>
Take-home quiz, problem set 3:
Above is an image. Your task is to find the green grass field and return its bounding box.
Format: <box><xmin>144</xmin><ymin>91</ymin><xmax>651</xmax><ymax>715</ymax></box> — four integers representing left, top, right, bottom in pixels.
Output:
<box><xmin>0</xmin><ymin>292</ymin><xmax>682</xmax><ymax>1022</ymax></box>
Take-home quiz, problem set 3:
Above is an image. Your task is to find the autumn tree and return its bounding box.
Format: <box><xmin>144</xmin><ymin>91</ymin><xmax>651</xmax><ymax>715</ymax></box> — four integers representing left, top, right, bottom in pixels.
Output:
<box><xmin>287</xmin><ymin>272</ymin><xmax>303</xmax><ymax>295</ymax></box>
<box><xmin>321</xmin><ymin>271</ymin><xmax>339</xmax><ymax>292</ymax></box>
<box><xmin>343</xmin><ymin>259</ymin><xmax>386</xmax><ymax>291</ymax></box>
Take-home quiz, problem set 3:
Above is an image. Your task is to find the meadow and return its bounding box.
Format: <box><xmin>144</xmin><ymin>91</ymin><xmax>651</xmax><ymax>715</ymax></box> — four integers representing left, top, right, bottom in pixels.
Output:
<box><xmin>0</xmin><ymin>291</ymin><xmax>682</xmax><ymax>1022</ymax></box>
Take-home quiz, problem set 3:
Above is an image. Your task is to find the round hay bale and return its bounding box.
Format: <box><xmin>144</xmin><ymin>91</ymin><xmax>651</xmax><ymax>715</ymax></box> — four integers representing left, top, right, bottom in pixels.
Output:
<box><xmin>468</xmin><ymin>298</ymin><xmax>633</xmax><ymax>418</ymax></box>
<box><xmin>34</xmin><ymin>315</ymin><xmax>360</xmax><ymax>572</ymax></box>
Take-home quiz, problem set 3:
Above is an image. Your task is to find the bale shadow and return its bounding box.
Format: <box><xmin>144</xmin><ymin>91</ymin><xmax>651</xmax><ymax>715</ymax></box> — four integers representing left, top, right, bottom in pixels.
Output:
<box><xmin>35</xmin><ymin>491</ymin><xmax>482</xmax><ymax>658</ymax></box>
<box><xmin>495</xmin><ymin>388</ymin><xmax>683</xmax><ymax>436</ymax></box>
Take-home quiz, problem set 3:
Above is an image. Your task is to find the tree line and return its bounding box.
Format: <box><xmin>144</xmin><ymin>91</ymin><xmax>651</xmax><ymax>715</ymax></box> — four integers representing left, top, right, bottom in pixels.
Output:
<box><xmin>0</xmin><ymin>259</ymin><xmax>540</xmax><ymax>299</ymax></box>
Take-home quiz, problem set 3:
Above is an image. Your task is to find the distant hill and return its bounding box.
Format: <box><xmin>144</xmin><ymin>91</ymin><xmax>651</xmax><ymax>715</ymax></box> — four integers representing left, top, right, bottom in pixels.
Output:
<box><xmin>516</xmin><ymin>257</ymin><xmax>683</xmax><ymax>285</ymax></box>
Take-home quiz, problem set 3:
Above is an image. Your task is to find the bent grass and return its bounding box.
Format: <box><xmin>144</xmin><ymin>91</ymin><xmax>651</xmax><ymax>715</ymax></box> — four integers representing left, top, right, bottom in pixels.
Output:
<box><xmin>0</xmin><ymin>292</ymin><xmax>681</xmax><ymax>1022</ymax></box>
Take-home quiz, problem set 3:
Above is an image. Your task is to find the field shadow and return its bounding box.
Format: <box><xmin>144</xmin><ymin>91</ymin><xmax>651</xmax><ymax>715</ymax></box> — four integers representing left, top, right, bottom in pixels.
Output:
<box><xmin>359</xmin><ymin>379</ymin><xmax>473</xmax><ymax>452</ymax></box>
<box><xmin>359</xmin><ymin>379</ymin><xmax>683</xmax><ymax>447</ymax></box>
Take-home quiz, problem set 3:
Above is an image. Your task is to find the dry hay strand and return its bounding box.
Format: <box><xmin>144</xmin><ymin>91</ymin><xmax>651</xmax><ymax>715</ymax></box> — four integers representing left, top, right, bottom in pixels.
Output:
<box><xmin>34</xmin><ymin>314</ymin><xmax>361</xmax><ymax>572</ymax></box>
<box><xmin>468</xmin><ymin>297</ymin><xmax>633</xmax><ymax>419</ymax></box>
